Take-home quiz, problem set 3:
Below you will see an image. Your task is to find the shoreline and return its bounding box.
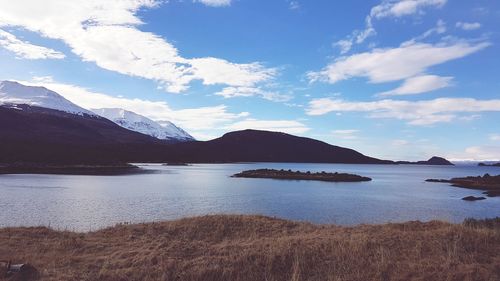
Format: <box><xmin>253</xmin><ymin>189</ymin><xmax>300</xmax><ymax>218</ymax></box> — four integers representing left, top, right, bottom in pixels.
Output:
<box><xmin>426</xmin><ymin>174</ymin><xmax>500</xmax><ymax>197</ymax></box>
<box><xmin>0</xmin><ymin>163</ymin><xmax>154</xmax><ymax>175</ymax></box>
<box><xmin>1</xmin><ymin>214</ymin><xmax>499</xmax><ymax>233</ymax></box>
<box><xmin>1</xmin><ymin>215</ymin><xmax>498</xmax><ymax>281</ymax></box>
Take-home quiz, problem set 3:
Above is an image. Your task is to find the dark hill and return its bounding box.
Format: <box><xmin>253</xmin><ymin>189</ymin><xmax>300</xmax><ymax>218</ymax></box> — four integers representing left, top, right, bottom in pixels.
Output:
<box><xmin>165</xmin><ymin>130</ymin><xmax>391</xmax><ymax>164</ymax></box>
<box><xmin>0</xmin><ymin>107</ymin><xmax>391</xmax><ymax>165</ymax></box>
<box><xmin>0</xmin><ymin>105</ymin><xmax>164</xmax><ymax>164</ymax></box>
<box><xmin>397</xmin><ymin>156</ymin><xmax>454</xmax><ymax>166</ymax></box>
<box><xmin>0</xmin><ymin>105</ymin><xmax>161</xmax><ymax>144</ymax></box>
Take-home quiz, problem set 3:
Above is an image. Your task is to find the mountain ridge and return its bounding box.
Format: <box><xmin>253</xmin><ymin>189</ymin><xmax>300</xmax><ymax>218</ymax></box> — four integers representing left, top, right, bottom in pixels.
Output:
<box><xmin>0</xmin><ymin>81</ymin><xmax>395</xmax><ymax>165</ymax></box>
<box><xmin>92</xmin><ymin>108</ymin><xmax>194</xmax><ymax>142</ymax></box>
<box><xmin>163</xmin><ymin>129</ymin><xmax>392</xmax><ymax>164</ymax></box>
<box><xmin>0</xmin><ymin>80</ymin><xmax>194</xmax><ymax>142</ymax></box>
<box><xmin>0</xmin><ymin>81</ymin><xmax>95</xmax><ymax>116</ymax></box>
<box><xmin>0</xmin><ymin>106</ymin><xmax>392</xmax><ymax>164</ymax></box>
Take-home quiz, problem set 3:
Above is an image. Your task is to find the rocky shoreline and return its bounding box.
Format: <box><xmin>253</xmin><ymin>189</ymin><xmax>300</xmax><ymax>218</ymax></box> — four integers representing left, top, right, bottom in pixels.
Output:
<box><xmin>232</xmin><ymin>169</ymin><xmax>372</xmax><ymax>182</ymax></box>
<box><xmin>426</xmin><ymin>174</ymin><xmax>500</xmax><ymax>198</ymax></box>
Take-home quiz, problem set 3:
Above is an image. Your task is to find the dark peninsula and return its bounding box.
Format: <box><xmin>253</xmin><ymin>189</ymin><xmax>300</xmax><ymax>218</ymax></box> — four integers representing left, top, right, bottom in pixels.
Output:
<box><xmin>397</xmin><ymin>156</ymin><xmax>454</xmax><ymax>166</ymax></box>
<box><xmin>426</xmin><ymin>174</ymin><xmax>500</xmax><ymax>197</ymax></box>
<box><xmin>232</xmin><ymin>169</ymin><xmax>372</xmax><ymax>182</ymax></box>
<box><xmin>0</xmin><ymin>163</ymin><xmax>145</xmax><ymax>175</ymax></box>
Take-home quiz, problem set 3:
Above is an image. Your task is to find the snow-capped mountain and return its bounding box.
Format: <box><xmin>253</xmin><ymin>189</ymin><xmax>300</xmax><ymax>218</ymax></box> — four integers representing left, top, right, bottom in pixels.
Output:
<box><xmin>0</xmin><ymin>80</ymin><xmax>95</xmax><ymax>116</ymax></box>
<box><xmin>92</xmin><ymin>108</ymin><xmax>195</xmax><ymax>142</ymax></box>
<box><xmin>0</xmin><ymin>81</ymin><xmax>194</xmax><ymax>142</ymax></box>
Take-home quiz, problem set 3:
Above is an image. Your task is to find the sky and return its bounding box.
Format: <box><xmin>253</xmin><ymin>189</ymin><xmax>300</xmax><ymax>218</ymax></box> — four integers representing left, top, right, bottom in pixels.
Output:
<box><xmin>0</xmin><ymin>0</ymin><xmax>500</xmax><ymax>161</ymax></box>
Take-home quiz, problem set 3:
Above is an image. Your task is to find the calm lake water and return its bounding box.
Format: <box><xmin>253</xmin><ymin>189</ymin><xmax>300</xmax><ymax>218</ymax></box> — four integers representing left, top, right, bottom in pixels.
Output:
<box><xmin>0</xmin><ymin>163</ymin><xmax>499</xmax><ymax>231</ymax></box>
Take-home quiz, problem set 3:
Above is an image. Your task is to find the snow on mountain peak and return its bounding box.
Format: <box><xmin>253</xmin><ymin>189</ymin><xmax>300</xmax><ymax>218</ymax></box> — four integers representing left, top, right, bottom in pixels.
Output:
<box><xmin>92</xmin><ymin>108</ymin><xmax>195</xmax><ymax>142</ymax></box>
<box><xmin>0</xmin><ymin>80</ymin><xmax>95</xmax><ymax>116</ymax></box>
<box><xmin>0</xmin><ymin>81</ymin><xmax>194</xmax><ymax>142</ymax></box>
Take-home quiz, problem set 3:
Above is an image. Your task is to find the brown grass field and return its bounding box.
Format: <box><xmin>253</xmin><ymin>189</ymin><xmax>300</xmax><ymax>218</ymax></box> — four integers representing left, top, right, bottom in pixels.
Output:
<box><xmin>0</xmin><ymin>215</ymin><xmax>499</xmax><ymax>281</ymax></box>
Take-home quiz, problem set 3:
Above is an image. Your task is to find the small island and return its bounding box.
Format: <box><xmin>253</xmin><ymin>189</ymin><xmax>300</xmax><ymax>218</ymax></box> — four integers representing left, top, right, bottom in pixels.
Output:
<box><xmin>426</xmin><ymin>174</ymin><xmax>500</xmax><ymax>197</ymax></box>
<box><xmin>232</xmin><ymin>169</ymin><xmax>372</xmax><ymax>182</ymax></box>
<box><xmin>162</xmin><ymin>162</ymin><xmax>191</xmax><ymax>166</ymax></box>
<box><xmin>478</xmin><ymin>162</ymin><xmax>500</xmax><ymax>167</ymax></box>
<box><xmin>462</xmin><ymin>196</ymin><xmax>486</xmax><ymax>201</ymax></box>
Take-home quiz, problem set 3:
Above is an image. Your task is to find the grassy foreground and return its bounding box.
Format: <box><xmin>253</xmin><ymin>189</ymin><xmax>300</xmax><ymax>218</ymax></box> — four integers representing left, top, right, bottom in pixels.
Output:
<box><xmin>1</xmin><ymin>215</ymin><xmax>499</xmax><ymax>281</ymax></box>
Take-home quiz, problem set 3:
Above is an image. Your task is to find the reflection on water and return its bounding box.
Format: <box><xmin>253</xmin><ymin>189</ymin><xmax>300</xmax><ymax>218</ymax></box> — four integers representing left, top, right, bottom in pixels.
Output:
<box><xmin>0</xmin><ymin>163</ymin><xmax>499</xmax><ymax>231</ymax></box>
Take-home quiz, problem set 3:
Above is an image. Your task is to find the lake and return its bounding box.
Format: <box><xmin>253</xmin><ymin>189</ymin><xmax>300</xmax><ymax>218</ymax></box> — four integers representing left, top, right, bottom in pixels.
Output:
<box><xmin>0</xmin><ymin>163</ymin><xmax>499</xmax><ymax>231</ymax></box>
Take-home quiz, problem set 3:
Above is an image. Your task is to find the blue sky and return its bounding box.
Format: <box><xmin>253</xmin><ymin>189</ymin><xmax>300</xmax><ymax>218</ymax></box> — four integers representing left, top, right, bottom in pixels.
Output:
<box><xmin>1</xmin><ymin>0</ymin><xmax>500</xmax><ymax>161</ymax></box>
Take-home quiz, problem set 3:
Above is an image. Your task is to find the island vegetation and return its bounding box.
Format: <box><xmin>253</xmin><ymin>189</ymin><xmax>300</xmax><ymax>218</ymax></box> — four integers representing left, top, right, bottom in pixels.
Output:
<box><xmin>0</xmin><ymin>163</ymin><xmax>145</xmax><ymax>175</ymax></box>
<box><xmin>162</xmin><ymin>162</ymin><xmax>191</xmax><ymax>166</ymax></box>
<box><xmin>478</xmin><ymin>162</ymin><xmax>500</xmax><ymax>167</ymax></box>
<box><xmin>426</xmin><ymin>174</ymin><xmax>500</xmax><ymax>197</ymax></box>
<box><xmin>461</xmin><ymin>196</ymin><xmax>486</xmax><ymax>201</ymax></box>
<box><xmin>0</xmin><ymin>215</ymin><xmax>498</xmax><ymax>281</ymax></box>
<box><xmin>232</xmin><ymin>169</ymin><xmax>372</xmax><ymax>182</ymax></box>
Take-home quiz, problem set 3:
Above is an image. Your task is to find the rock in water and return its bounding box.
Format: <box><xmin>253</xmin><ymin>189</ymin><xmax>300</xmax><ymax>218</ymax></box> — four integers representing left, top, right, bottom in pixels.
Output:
<box><xmin>462</xmin><ymin>196</ymin><xmax>486</xmax><ymax>201</ymax></box>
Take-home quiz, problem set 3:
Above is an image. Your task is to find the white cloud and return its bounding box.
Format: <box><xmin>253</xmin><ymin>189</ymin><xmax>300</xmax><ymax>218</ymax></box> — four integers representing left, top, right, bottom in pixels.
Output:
<box><xmin>310</xmin><ymin>41</ymin><xmax>488</xmax><ymax>85</ymax></box>
<box><xmin>189</xmin><ymin>58</ymin><xmax>276</xmax><ymax>88</ymax></box>
<box><xmin>332</xmin><ymin>129</ymin><xmax>359</xmax><ymax>140</ymax></box>
<box><xmin>215</xmin><ymin>86</ymin><xmax>292</xmax><ymax>102</ymax></box>
<box><xmin>333</xmin><ymin>19</ymin><xmax>375</xmax><ymax>54</ymax></box>
<box><xmin>449</xmin><ymin>146</ymin><xmax>500</xmax><ymax>161</ymax></box>
<box><xmin>334</xmin><ymin>0</ymin><xmax>447</xmax><ymax>54</ymax></box>
<box><xmin>377</xmin><ymin>75</ymin><xmax>452</xmax><ymax>97</ymax></box>
<box><xmin>225</xmin><ymin>119</ymin><xmax>310</xmax><ymax>134</ymax></box>
<box><xmin>370</xmin><ymin>0</ymin><xmax>447</xmax><ymax>19</ymax></box>
<box><xmin>0</xmin><ymin>29</ymin><xmax>64</xmax><ymax>59</ymax></box>
<box><xmin>456</xmin><ymin>22</ymin><xmax>481</xmax><ymax>31</ymax></box>
<box><xmin>195</xmin><ymin>0</ymin><xmax>231</xmax><ymax>7</ymax></box>
<box><xmin>458</xmin><ymin>114</ymin><xmax>481</xmax><ymax>122</ymax></box>
<box><xmin>411</xmin><ymin>19</ymin><xmax>447</xmax><ymax>42</ymax></box>
<box><xmin>428</xmin><ymin>19</ymin><xmax>447</xmax><ymax>34</ymax></box>
<box><xmin>383</xmin><ymin>139</ymin><xmax>441</xmax><ymax>161</ymax></box>
<box><xmin>17</xmin><ymin>78</ymin><xmax>249</xmax><ymax>138</ymax></box>
<box><xmin>391</xmin><ymin>139</ymin><xmax>409</xmax><ymax>146</ymax></box>
<box><xmin>490</xmin><ymin>134</ymin><xmax>500</xmax><ymax>141</ymax></box>
<box><xmin>306</xmin><ymin>97</ymin><xmax>500</xmax><ymax>125</ymax></box>
<box><xmin>289</xmin><ymin>1</ymin><xmax>300</xmax><ymax>10</ymax></box>
<box><xmin>0</xmin><ymin>0</ymin><xmax>274</xmax><ymax>93</ymax></box>
<box><xmin>334</xmin><ymin>40</ymin><xmax>354</xmax><ymax>55</ymax></box>
<box><xmin>16</xmin><ymin>77</ymin><xmax>305</xmax><ymax>140</ymax></box>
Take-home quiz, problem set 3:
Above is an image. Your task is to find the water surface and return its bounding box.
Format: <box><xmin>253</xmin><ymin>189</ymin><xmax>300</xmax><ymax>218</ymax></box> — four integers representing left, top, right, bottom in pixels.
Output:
<box><xmin>0</xmin><ymin>163</ymin><xmax>499</xmax><ymax>231</ymax></box>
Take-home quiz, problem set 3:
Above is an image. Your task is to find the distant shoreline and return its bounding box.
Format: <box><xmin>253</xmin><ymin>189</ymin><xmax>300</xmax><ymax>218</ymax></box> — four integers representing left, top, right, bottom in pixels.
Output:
<box><xmin>0</xmin><ymin>163</ymin><xmax>150</xmax><ymax>175</ymax></box>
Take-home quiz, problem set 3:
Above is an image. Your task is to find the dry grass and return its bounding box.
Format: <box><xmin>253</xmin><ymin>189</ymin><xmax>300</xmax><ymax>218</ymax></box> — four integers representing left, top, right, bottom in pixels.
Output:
<box><xmin>1</xmin><ymin>215</ymin><xmax>499</xmax><ymax>281</ymax></box>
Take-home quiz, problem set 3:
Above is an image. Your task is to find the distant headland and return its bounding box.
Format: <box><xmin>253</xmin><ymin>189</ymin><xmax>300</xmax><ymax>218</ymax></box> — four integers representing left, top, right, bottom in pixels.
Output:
<box><xmin>397</xmin><ymin>156</ymin><xmax>454</xmax><ymax>166</ymax></box>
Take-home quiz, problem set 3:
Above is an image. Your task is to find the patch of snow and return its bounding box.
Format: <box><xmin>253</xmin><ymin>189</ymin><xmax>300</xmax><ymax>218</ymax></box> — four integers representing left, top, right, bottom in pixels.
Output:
<box><xmin>92</xmin><ymin>108</ymin><xmax>195</xmax><ymax>141</ymax></box>
<box><xmin>0</xmin><ymin>80</ymin><xmax>95</xmax><ymax>116</ymax></box>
